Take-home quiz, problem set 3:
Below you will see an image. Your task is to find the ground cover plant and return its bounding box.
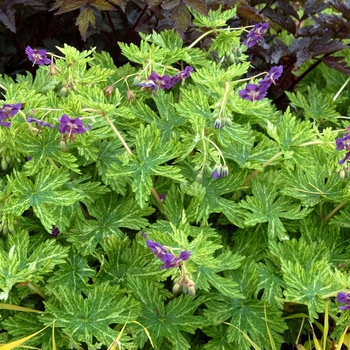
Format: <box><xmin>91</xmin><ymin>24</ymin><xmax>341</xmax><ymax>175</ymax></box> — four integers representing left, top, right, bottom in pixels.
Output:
<box><xmin>2</xmin><ymin>1</ymin><xmax>350</xmax><ymax>350</ymax></box>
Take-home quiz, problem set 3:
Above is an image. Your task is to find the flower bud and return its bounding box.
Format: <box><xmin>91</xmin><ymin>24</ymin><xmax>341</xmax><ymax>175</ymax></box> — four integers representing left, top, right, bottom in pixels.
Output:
<box><xmin>214</xmin><ymin>117</ymin><xmax>222</xmax><ymax>129</ymax></box>
<box><xmin>133</xmin><ymin>75</ymin><xmax>142</xmax><ymax>85</ymax></box>
<box><xmin>339</xmin><ymin>169</ymin><xmax>346</xmax><ymax>180</ymax></box>
<box><xmin>345</xmin><ymin>167</ymin><xmax>350</xmax><ymax>178</ymax></box>
<box><xmin>187</xmin><ymin>280</ymin><xmax>196</xmax><ymax>296</ymax></box>
<box><xmin>60</xmin><ymin>139</ymin><xmax>66</xmax><ymax>151</ymax></box>
<box><xmin>104</xmin><ymin>85</ymin><xmax>114</xmax><ymax>97</ymax></box>
<box><xmin>49</xmin><ymin>63</ymin><xmax>61</xmax><ymax>76</ymax></box>
<box><xmin>1</xmin><ymin>157</ymin><xmax>8</xmax><ymax>171</ymax></box>
<box><xmin>221</xmin><ymin>165</ymin><xmax>229</xmax><ymax>177</ymax></box>
<box><xmin>173</xmin><ymin>278</ymin><xmax>183</xmax><ymax>296</ymax></box>
<box><xmin>127</xmin><ymin>89</ymin><xmax>135</xmax><ymax>103</ymax></box>
<box><xmin>196</xmin><ymin>173</ymin><xmax>203</xmax><ymax>183</ymax></box>
<box><xmin>211</xmin><ymin>163</ymin><xmax>223</xmax><ymax>179</ymax></box>
<box><xmin>60</xmin><ymin>87</ymin><xmax>69</xmax><ymax>96</ymax></box>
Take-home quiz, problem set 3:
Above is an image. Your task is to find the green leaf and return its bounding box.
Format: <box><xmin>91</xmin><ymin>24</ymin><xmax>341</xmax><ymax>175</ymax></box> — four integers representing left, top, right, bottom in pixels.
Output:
<box><xmin>66</xmin><ymin>193</ymin><xmax>154</xmax><ymax>255</ymax></box>
<box><xmin>127</xmin><ymin>276</ymin><xmax>207</xmax><ymax>350</ymax></box>
<box><xmin>98</xmin><ymin>236</ymin><xmax>170</xmax><ymax>291</ymax></box>
<box><xmin>286</xmin><ymin>84</ymin><xmax>338</xmax><ymax>122</ymax></box>
<box><xmin>15</xmin><ymin>126</ymin><xmax>80</xmax><ymax>176</ymax></box>
<box><xmin>239</xmin><ymin>178</ymin><xmax>312</xmax><ymax>240</ymax></box>
<box><xmin>4</xmin><ymin>168</ymin><xmax>84</xmax><ymax>231</ymax></box>
<box><xmin>192</xmin><ymin>6</ymin><xmax>236</xmax><ymax>28</ymax></box>
<box><xmin>270</xmin><ymin>238</ymin><xmax>340</xmax><ymax>321</ymax></box>
<box><xmin>43</xmin><ymin>283</ymin><xmax>140</xmax><ymax>345</ymax></box>
<box><xmin>108</xmin><ymin>123</ymin><xmax>184</xmax><ymax>207</ymax></box>
<box><xmin>47</xmin><ymin>251</ymin><xmax>96</xmax><ymax>291</ymax></box>
<box><xmin>184</xmin><ymin>172</ymin><xmax>245</xmax><ymax>224</ymax></box>
<box><xmin>204</xmin><ymin>260</ymin><xmax>288</xmax><ymax>350</ymax></box>
<box><xmin>0</xmin><ymin>230</ymin><xmax>69</xmax><ymax>300</ymax></box>
<box><xmin>257</xmin><ymin>260</ymin><xmax>286</xmax><ymax>308</ymax></box>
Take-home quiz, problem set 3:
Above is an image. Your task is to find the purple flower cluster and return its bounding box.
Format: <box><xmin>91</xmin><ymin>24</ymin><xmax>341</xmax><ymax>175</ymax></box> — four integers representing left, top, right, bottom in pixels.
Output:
<box><xmin>336</xmin><ymin>126</ymin><xmax>350</xmax><ymax>164</ymax></box>
<box><xmin>337</xmin><ymin>292</ymin><xmax>350</xmax><ymax>310</ymax></box>
<box><xmin>243</xmin><ymin>23</ymin><xmax>269</xmax><ymax>48</ymax></box>
<box><xmin>25</xmin><ymin>46</ymin><xmax>50</xmax><ymax>66</ymax></box>
<box><xmin>142</xmin><ymin>233</ymin><xmax>191</xmax><ymax>269</ymax></box>
<box><xmin>139</xmin><ymin>66</ymin><xmax>193</xmax><ymax>90</ymax></box>
<box><xmin>239</xmin><ymin>65</ymin><xmax>283</xmax><ymax>102</ymax></box>
<box><xmin>0</xmin><ymin>103</ymin><xmax>22</xmax><ymax>128</ymax></box>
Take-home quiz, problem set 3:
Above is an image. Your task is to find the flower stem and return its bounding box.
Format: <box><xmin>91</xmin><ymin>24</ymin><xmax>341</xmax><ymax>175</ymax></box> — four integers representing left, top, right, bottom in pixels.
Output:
<box><xmin>103</xmin><ymin>114</ymin><xmax>133</xmax><ymax>155</ymax></box>
<box><xmin>323</xmin><ymin>201</ymin><xmax>347</xmax><ymax>223</ymax></box>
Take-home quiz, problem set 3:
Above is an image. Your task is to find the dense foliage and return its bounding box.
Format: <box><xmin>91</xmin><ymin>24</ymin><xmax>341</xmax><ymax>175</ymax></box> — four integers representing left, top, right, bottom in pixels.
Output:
<box><xmin>2</xmin><ymin>1</ymin><xmax>350</xmax><ymax>350</ymax></box>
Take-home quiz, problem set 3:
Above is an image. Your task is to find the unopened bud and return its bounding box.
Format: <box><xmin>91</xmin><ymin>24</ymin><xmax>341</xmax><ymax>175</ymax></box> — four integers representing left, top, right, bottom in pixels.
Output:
<box><xmin>49</xmin><ymin>63</ymin><xmax>61</xmax><ymax>76</ymax></box>
<box><xmin>221</xmin><ymin>165</ymin><xmax>229</xmax><ymax>177</ymax></box>
<box><xmin>133</xmin><ymin>75</ymin><xmax>142</xmax><ymax>85</ymax></box>
<box><xmin>214</xmin><ymin>117</ymin><xmax>222</xmax><ymax>129</ymax></box>
<box><xmin>345</xmin><ymin>167</ymin><xmax>350</xmax><ymax>178</ymax></box>
<box><xmin>60</xmin><ymin>87</ymin><xmax>68</xmax><ymax>96</ymax></box>
<box><xmin>60</xmin><ymin>139</ymin><xmax>66</xmax><ymax>151</ymax></box>
<box><xmin>173</xmin><ymin>280</ymin><xmax>183</xmax><ymax>296</ymax></box>
<box><xmin>2</xmin><ymin>222</ymin><xmax>8</xmax><ymax>235</ymax></box>
<box><xmin>196</xmin><ymin>173</ymin><xmax>203</xmax><ymax>183</ymax></box>
<box><xmin>104</xmin><ymin>85</ymin><xmax>114</xmax><ymax>97</ymax></box>
<box><xmin>187</xmin><ymin>280</ymin><xmax>196</xmax><ymax>296</ymax></box>
<box><xmin>1</xmin><ymin>157</ymin><xmax>8</xmax><ymax>171</ymax></box>
<box><xmin>339</xmin><ymin>169</ymin><xmax>346</xmax><ymax>180</ymax></box>
<box><xmin>127</xmin><ymin>89</ymin><xmax>135</xmax><ymax>104</ymax></box>
<box><xmin>211</xmin><ymin>163</ymin><xmax>223</xmax><ymax>179</ymax></box>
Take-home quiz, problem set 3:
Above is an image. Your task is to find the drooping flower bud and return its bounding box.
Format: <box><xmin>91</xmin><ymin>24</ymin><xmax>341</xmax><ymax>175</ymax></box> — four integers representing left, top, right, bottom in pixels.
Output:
<box><xmin>104</xmin><ymin>85</ymin><xmax>114</xmax><ymax>97</ymax></box>
<box><xmin>339</xmin><ymin>169</ymin><xmax>346</xmax><ymax>180</ymax></box>
<box><xmin>221</xmin><ymin>165</ymin><xmax>229</xmax><ymax>177</ymax></box>
<box><xmin>214</xmin><ymin>117</ymin><xmax>222</xmax><ymax>129</ymax></box>
<box><xmin>173</xmin><ymin>277</ymin><xmax>183</xmax><ymax>296</ymax></box>
<box><xmin>127</xmin><ymin>89</ymin><xmax>135</xmax><ymax>103</ymax></box>
<box><xmin>187</xmin><ymin>279</ymin><xmax>196</xmax><ymax>296</ymax></box>
<box><xmin>211</xmin><ymin>163</ymin><xmax>223</xmax><ymax>179</ymax></box>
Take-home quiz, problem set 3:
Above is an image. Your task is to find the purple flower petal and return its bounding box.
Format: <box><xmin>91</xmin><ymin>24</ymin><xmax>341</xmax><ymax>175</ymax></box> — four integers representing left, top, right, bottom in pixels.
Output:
<box><xmin>25</xmin><ymin>46</ymin><xmax>50</xmax><ymax>66</ymax></box>
<box><xmin>243</xmin><ymin>23</ymin><xmax>269</xmax><ymax>48</ymax></box>
<box><xmin>27</xmin><ymin>117</ymin><xmax>55</xmax><ymax>129</ymax></box>
<box><xmin>58</xmin><ymin>114</ymin><xmax>90</xmax><ymax>134</ymax></box>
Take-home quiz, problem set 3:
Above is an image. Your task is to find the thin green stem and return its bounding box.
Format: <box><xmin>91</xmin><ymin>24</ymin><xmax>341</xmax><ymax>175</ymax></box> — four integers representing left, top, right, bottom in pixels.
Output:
<box><xmin>333</xmin><ymin>77</ymin><xmax>350</xmax><ymax>101</ymax></box>
<box><xmin>243</xmin><ymin>151</ymin><xmax>283</xmax><ymax>186</ymax></box>
<box><xmin>219</xmin><ymin>82</ymin><xmax>230</xmax><ymax>117</ymax></box>
<box><xmin>27</xmin><ymin>282</ymin><xmax>45</xmax><ymax>299</ymax></box>
<box><xmin>323</xmin><ymin>201</ymin><xmax>347</xmax><ymax>223</ymax></box>
<box><xmin>103</xmin><ymin>114</ymin><xmax>133</xmax><ymax>155</ymax></box>
<box><xmin>203</xmin><ymin>136</ymin><xmax>226</xmax><ymax>165</ymax></box>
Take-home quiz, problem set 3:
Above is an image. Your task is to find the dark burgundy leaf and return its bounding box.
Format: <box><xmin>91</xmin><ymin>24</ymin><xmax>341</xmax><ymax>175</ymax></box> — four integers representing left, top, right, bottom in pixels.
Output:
<box><xmin>183</xmin><ymin>0</ymin><xmax>207</xmax><ymax>16</ymax></box>
<box><xmin>171</xmin><ymin>3</ymin><xmax>191</xmax><ymax>33</ymax></box>
<box><xmin>275</xmin><ymin>1</ymin><xmax>299</xmax><ymax>20</ymax></box>
<box><xmin>322</xmin><ymin>56</ymin><xmax>350</xmax><ymax>75</ymax></box>
<box><xmin>302</xmin><ymin>0</ymin><xmax>329</xmax><ymax>19</ymax></box>
<box><xmin>236</xmin><ymin>3</ymin><xmax>264</xmax><ymax>23</ymax></box>
<box><xmin>0</xmin><ymin>7</ymin><xmax>16</xmax><ymax>32</ymax></box>
<box><xmin>263</xmin><ymin>6</ymin><xmax>296</xmax><ymax>34</ymax></box>
<box><xmin>329</xmin><ymin>0</ymin><xmax>350</xmax><ymax>21</ymax></box>
<box><xmin>162</xmin><ymin>0</ymin><xmax>180</xmax><ymax>11</ymax></box>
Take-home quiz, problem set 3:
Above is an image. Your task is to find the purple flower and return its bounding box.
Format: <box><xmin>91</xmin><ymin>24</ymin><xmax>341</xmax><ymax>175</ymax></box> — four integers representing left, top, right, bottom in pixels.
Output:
<box><xmin>25</xmin><ymin>46</ymin><xmax>50</xmax><ymax>66</ymax></box>
<box><xmin>142</xmin><ymin>233</ymin><xmax>191</xmax><ymax>269</ymax></box>
<box><xmin>158</xmin><ymin>193</ymin><xmax>166</xmax><ymax>202</ymax></box>
<box><xmin>50</xmin><ymin>225</ymin><xmax>60</xmax><ymax>237</ymax></box>
<box><xmin>239</xmin><ymin>83</ymin><xmax>268</xmax><ymax>101</ymax></box>
<box><xmin>171</xmin><ymin>66</ymin><xmax>193</xmax><ymax>85</ymax></box>
<box><xmin>336</xmin><ymin>127</ymin><xmax>350</xmax><ymax>164</ymax></box>
<box><xmin>149</xmin><ymin>71</ymin><xmax>173</xmax><ymax>89</ymax></box>
<box><xmin>337</xmin><ymin>292</ymin><xmax>350</xmax><ymax>310</ymax></box>
<box><xmin>336</xmin><ymin>134</ymin><xmax>350</xmax><ymax>151</ymax></box>
<box><xmin>139</xmin><ymin>79</ymin><xmax>158</xmax><ymax>91</ymax></box>
<box><xmin>261</xmin><ymin>66</ymin><xmax>284</xmax><ymax>87</ymax></box>
<box><xmin>27</xmin><ymin>117</ymin><xmax>55</xmax><ymax>129</ymax></box>
<box><xmin>58</xmin><ymin>114</ymin><xmax>90</xmax><ymax>135</ymax></box>
<box><xmin>243</xmin><ymin>23</ymin><xmax>269</xmax><ymax>48</ymax></box>
<box><xmin>0</xmin><ymin>103</ymin><xmax>22</xmax><ymax>128</ymax></box>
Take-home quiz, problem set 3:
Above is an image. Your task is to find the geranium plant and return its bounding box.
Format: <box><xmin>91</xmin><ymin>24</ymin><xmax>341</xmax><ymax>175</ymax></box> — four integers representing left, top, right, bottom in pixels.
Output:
<box><xmin>1</xmin><ymin>3</ymin><xmax>350</xmax><ymax>350</ymax></box>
